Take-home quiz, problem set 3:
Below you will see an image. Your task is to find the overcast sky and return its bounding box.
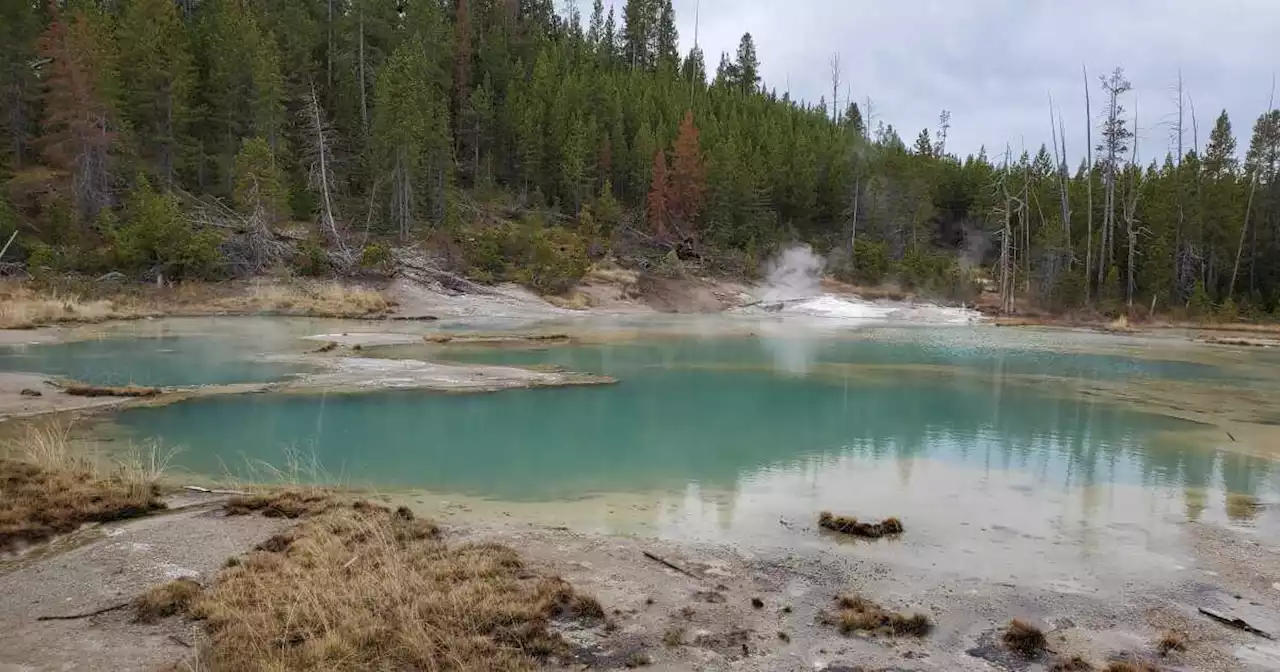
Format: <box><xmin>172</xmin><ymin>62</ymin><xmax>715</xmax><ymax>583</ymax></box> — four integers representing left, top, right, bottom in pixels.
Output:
<box><xmin>645</xmin><ymin>0</ymin><xmax>1279</xmax><ymax>165</ymax></box>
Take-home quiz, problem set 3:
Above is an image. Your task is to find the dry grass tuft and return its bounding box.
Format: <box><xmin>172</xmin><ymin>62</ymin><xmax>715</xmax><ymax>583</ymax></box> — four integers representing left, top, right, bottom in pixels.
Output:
<box><xmin>544</xmin><ymin>292</ymin><xmax>591</xmax><ymax>310</ymax></box>
<box><xmin>820</xmin><ymin>593</ymin><xmax>933</xmax><ymax>637</ymax></box>
<box><xmin>63</xmin><ymin>383</ymin><xmax>162</xmax><ymax>398</ymax></box>
<box><xmin>188</xmin><ymin>502</ymin><xmax>604</xmax><ymax>671</ymax></box>
<box><xmin>818</xmin><ymin>511</ymin><xmax>905</xmax><ymax>538</ymax></box>
<box><xmin>1003</xmin><ymin>619</ymin><xmax>1049</xmax><ymax>658</ymax></box>
<box><xmin>1051</xmin><ymin>656</ymin><xmax>1095</xmax><ymax>671</ymax></box>
<box><xmin>230</xmin><ymin>281</ymin><xmax>391</xmax><ymax>317</ymax></box>
<box><xmin>663</xmin><ymin>626</ymin><xmax>684</xmax><ymax>647</ymax></box>
<box><xmin>223</xmin><ymin>490</ymin><xmax>337</xmax><ymax>519</ymax></box>
<box><xmin>0</xmin><ymin>424</ymin><xmax>165</xmax><ymax>552</ymax></box>
<box><xmin>0</xmin><ymin>284</ymin><xmax>139</xmax><ymax>329</ymax></box>
<box><xmin>1103</xmin><ymin>662</ymin><xmax>1159</xmax><ymax>672</ymax></box>
<box><xmin>1155</xmin><ymin>629</ymin><xmax>1187</xmax><ymax>655</ymax></box>
<box><xmin>134</xmin><ymin>578</ymin><xmax>201</xmax><ymax>623</ymax></box>
<box><xmin>1104</xmin><ymin>315</ymin><xmax>1139</xmax><ymax>333</ymax></box>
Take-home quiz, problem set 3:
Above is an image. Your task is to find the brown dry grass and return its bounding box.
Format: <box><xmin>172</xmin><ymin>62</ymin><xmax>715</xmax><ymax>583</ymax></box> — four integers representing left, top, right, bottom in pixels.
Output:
<box><xmin>218</xmin><ymin>281</ymin><xmax>391</xmax><ymax>317</ymax></box>
<box><xmin>0</xmin><ymin>284</ymin><xmax>146</xmax><ymax>329</ymax></box>
<box><xmin>134</xmin><ymin>578</ymin><xmax>202</xmax><ymax>623</ymax></box>
<box><xmin>817</xmin><ymin>511</ymin><xmax>904</xmax><ymax>538</ymax></box>
<box><xmin>1003</xmin><ymin>619</ymin><xmax>1048</xmax><ymax>658</ymax></box>
<box><xmin>1155</xmin><ymin>629</ymin><xmax>1187</xmax><ymax>655</ymax></box>
<box><xmin>0</xmin><ymin>423</ymin><xmax>165</xmax><ymax>552</ymax></box>
<box><xmin>1051</xmin><ymin>656</ymin><xmax>1095</xmax><ymax>671</ymax></box>
<box><xmin>1103</xmin><ymin>662</ymin><xmax>1159</xmax><ymax>672</ymax></box>
<box><xmin>223</xmin><ymin>490</ymin><xmax>338</xmax><ymax>519</ymax></box>
<box><xmin>187</xmin><ymin>501</ymin><xmax>605</xmax><ymax>671</ymax></box>
<box><xmin>820</xmin><ymin>593</ymin><xmax>932</xmax><ymax>637</ymax></box>
<box><xmin>63</xmin><ymin>383</ymin><xmax>162</xmax><ymax>398</ymax></box>
<box><xmin>0</xmin><ymin>279</ymin><xmax>391</xmax><ymax>329</ymax></box>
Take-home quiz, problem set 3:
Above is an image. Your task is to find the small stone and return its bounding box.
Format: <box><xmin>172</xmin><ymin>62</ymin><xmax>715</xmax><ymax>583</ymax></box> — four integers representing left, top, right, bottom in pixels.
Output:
<box><xmin>19</xmin><ymin>388</ymin><xmax>41</xmax><ymax>397</ymax></box>
<box><xmin>751</xmin><ymin>597</ymin><xmax>764</xmax><ymax>609</ymax></box>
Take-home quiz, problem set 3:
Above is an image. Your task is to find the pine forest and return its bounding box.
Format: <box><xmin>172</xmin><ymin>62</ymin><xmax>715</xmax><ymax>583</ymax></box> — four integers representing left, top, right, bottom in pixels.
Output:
<box><xmin>3</xmin><ymin>0</ymin><xmax>1280</xmax><ymax>318</ymax></box>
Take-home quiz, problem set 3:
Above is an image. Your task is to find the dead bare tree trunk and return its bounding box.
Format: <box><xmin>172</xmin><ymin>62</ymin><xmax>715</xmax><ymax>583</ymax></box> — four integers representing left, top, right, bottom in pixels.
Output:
<box><xmin>1083</xmin><ymin>65</ymin><xmax>1094</xmax><ymax>303</ymax></box>
<box><xmin>829</xmin><ymin>53</ymin><xmax>841</xmax><ymax>123</ymax></box>
<box><xmin>359</xmin><ymin>9</ymin><xmax>368</xmax><ymax>134</ymax></box>
<box><xmin>998</xmin><ymin>146</ymin><xmax>1017</xmax><ymax>314</ymax></box>
<box><xmin>1229</xmin><ymin>77</ymin><xmax>1276</xmax><ymax>300</ymax></box>
<box><xmin>392</xmin><ymin>149</ymin><xmax>413</xmax><ymax>239</ymax></box>
<box><xmin>327</xmin><ymin>0</ymin><xmax>335</xmax><ymax>92</ymax></box>
<box><xmin>1172</xmin><ymin>71</ymin><xmax>1186</xmax><ymax>305</ymax></box>
<box><xmin>305</xmin><ymin>81</ymin><xmax>348</xmax><ymax>261</ymax></box>
<box><xmin>1049</xmin><ymin>96</ymin><xmax>1071</xmax><ymax>270</ymax></box>
<box><xmin>1022</xmin><ymin>150</ymin><xmax>1031</xmax><ymax>294</ymax></box>
<box><xmin>1125</xmin><ymin>101</ymin><xmax>1140</xmax><ymax>308</ymax></box>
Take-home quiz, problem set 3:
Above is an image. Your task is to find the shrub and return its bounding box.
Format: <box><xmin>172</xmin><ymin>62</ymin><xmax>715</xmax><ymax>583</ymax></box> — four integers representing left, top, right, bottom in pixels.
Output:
<box><xmin>1188</xmin><ymin>280</ymin><xmax>1212</xmax><ymax>318</ymax></box>
<box><xmin>0</xmin><ymin>195</ymin><xmax>20</xmax><ymax>261</ymax></box>
<box><xmin>112</xmin><ymin>176</ymin><xmax>223</xmax><ymax>279</ymax></box>
<box><xmin>293</xmin><ymin>237</ymin><xmax>331</xmax><ymax>277</ymax></box>
<box><xmin>457</xmin><ymin>216</ymin><xmax>589</xmax><ymax>294</ymax></box>
<box><xmin>359</xmin><ymin>241</ymin><xmax>393</xmax><ymax>273</ymax></box>
<box><xmin>851</xmin><ymin>238</ymin><xmax>890</xmax><ymax>285</ymax></box>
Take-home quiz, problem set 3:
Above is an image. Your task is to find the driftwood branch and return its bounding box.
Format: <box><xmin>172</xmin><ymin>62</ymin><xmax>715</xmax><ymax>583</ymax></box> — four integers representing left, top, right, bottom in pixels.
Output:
<box><xmin>393</xmin><ymin>248</ymin><xmax>493</xmax><ymax>295</ymax></box>
<box><xmin>642</xmin><ymin>550</ymin><xmax>698</xmax><ymax>579</ymax></box>
<box><xmin>38</xmin><ymin>601</ymin><xmax>130</xmax><ymax>621</ymax></box>
<box><xmin>182</xmin><ymin>485</ymin><xmax>250</xmax><ymax>496</ymax></box>
<box><xmin>0</xmin><ymin>230</ymin><xmax>17</xmax><ymax>261</ymax></box>
<box><xmin>1199</xmin><ymin>607</ymin><xmax>1273</xmax><ymax>639</ymax></box>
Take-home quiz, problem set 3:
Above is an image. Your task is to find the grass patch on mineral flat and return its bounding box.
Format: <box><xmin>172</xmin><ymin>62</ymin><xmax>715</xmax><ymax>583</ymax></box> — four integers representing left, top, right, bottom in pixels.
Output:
<box><xmin>186</xmin><ymin>500</ymin><xmax>606</xmax><ymax>671</ymax></box>
<box><xmin>0</xmin><ymin>424</ymin><xmax>166</xmax><ymax>552</ymax></box>
<box><xmin>820</xmin><ymin>593</ymin><xmax>932</xmax><ymax>637</ymax></box>
<box><xmin>817</xmin><ymin>511</ymin><xmax>905</xmax><ymax>538</ymax></box>
<box><xmin>1002</xmin><ymin>618</ymin><xmax>1048</xmax><ymax>658</ymax></box>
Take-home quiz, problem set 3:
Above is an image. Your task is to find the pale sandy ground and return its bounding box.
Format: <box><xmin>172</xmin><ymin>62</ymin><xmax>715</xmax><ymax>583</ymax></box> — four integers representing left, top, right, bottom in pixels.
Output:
<box><xmin>1</xmin><ymin>490</ymin><xmax>1279</xmax><ymax>671</ymax></box>
<box><xmin>4</xmin><ymin>284</ymin><xmax>1280</xmax><ymax>669</ymax></box>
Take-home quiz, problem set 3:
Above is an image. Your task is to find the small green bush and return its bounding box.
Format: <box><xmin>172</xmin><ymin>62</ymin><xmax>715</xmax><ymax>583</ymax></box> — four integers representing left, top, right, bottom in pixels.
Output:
<box><xmin>293</xmin><ymin>237</ymin><xmax>330</xmax><ymax>277</ymax></box>
<box><xmin>0</xmin><ymin>195</ymin><xmax>20</xmax><ymax>261</ymax></box>
<box><xmin>1217</xmin><ymin>296</ymin><xmax>1238</xmax><ymax>321</ymax></box>
<box><xmin>457</xmin><ymin>216</ymin><xmax>589</xmax><ymax>294</ymax></box>
<box><xmin>359</xmin><ymin>242</ymin><xmax>393</xmax><ymax>273</ymax></box>
<box><xmin>1188</xmin><ymin>280</ymin><xmax>1212</xmax><ymax>318</ymax></box>
<box><xmin>851</xmin><ymin>238</ymin><xmax>890</xmax><ymax>285</ymax></box>
<box><xmin>112</xmin><ymin>177</ymin><xmax>222</xmax><ymax>279</ymax></box>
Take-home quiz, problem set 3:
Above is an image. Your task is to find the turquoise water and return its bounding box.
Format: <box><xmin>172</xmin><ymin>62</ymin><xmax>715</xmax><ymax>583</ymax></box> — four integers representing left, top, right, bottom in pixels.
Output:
<box><xmin>0</xmin><ymin>336</ymin><xmax>308</xmax><ymax>387</ymax></box>
<box><xmin>112</xmin><ymin>331</ymin><xmax>1278</xmax><ymax>502</ymax></box>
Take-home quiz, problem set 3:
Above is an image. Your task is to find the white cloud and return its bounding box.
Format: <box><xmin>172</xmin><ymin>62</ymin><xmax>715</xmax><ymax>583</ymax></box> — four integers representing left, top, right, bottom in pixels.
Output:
<box><xmin>660</xmin><ymin>0</ymin><xmax>1279</xmax><ymax>162</ymax></box>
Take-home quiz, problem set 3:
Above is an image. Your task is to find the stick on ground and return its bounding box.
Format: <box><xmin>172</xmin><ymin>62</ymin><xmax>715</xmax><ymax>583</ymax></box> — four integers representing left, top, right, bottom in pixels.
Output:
<box><xmin>643</xmin><ymin>551</ymin><xmax>698</xmax><ymax>579</ymax></box>
<box><xmin>37</xmin><ymin>601</ymin><xmax>130</xmax><ymax>621</ymax></box>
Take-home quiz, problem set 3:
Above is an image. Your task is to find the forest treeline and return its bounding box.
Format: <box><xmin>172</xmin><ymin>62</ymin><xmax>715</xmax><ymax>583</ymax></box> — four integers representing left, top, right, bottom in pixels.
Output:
<box><xmin>1</xmin><ymin>0</ymin><xmax>1279</xmax><ymax>315</ymax></box>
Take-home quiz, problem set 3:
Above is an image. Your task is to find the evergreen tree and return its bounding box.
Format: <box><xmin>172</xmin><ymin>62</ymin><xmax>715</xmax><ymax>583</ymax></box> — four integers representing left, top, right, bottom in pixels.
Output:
<box><xmin>621</xmin><ymin>0</ymin><xmax>654</xmax><ymax>70</ymax></box>
<box><xmin>372</xmin><ymin>36</ymin><xmax>452</xmax><ymax>236</ymax></box>
<box><xmin>734</xmin><ymin>33</ymin><xmax>759</xmax><ymax>92</ymax></box>
<box><xmin>559</xmin><ymin>112</ymin><xmax>590</xmax><ymax>212</ymax></box>
<box><xmin>193</xmin><ymin>0</ymin><xmax>286</xmax><ymax>193</ymax></box>
<box><xmin>0</xmin><ymin>0</ymin><xmax>46</xmax><ymax>170</ymax></box>
<box><xmin>587</xmin><ymin>0</ymin><xmax>605</xmax><ymax>48</ymax></box>
<box><xmin>654</xmin><ymin>0</ymin><xmax>678</xmax><ymax>69</ymax></box>
<box><xmin>601</xmin><ymin>4</ymin><xmax>617</xmax><ymax>61</ymax></box>
<box><xmin>117</xmin><ymin>0</ymin><xmax>192</xmax><ymax>188</ymax></box>
<box><xmin>232</xmin><ymin>137</ymin><xmax>287</xmax><ymax>224</ymax></box>
<box><xmin>912</xmin><ymin>129</ymin><xmax>933</xmax><ymax>157</ymax></box>
<box><xmin>681</xmin><ymin>48</ymin><xmax>706</xmax><ymax>90</ymax></box>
